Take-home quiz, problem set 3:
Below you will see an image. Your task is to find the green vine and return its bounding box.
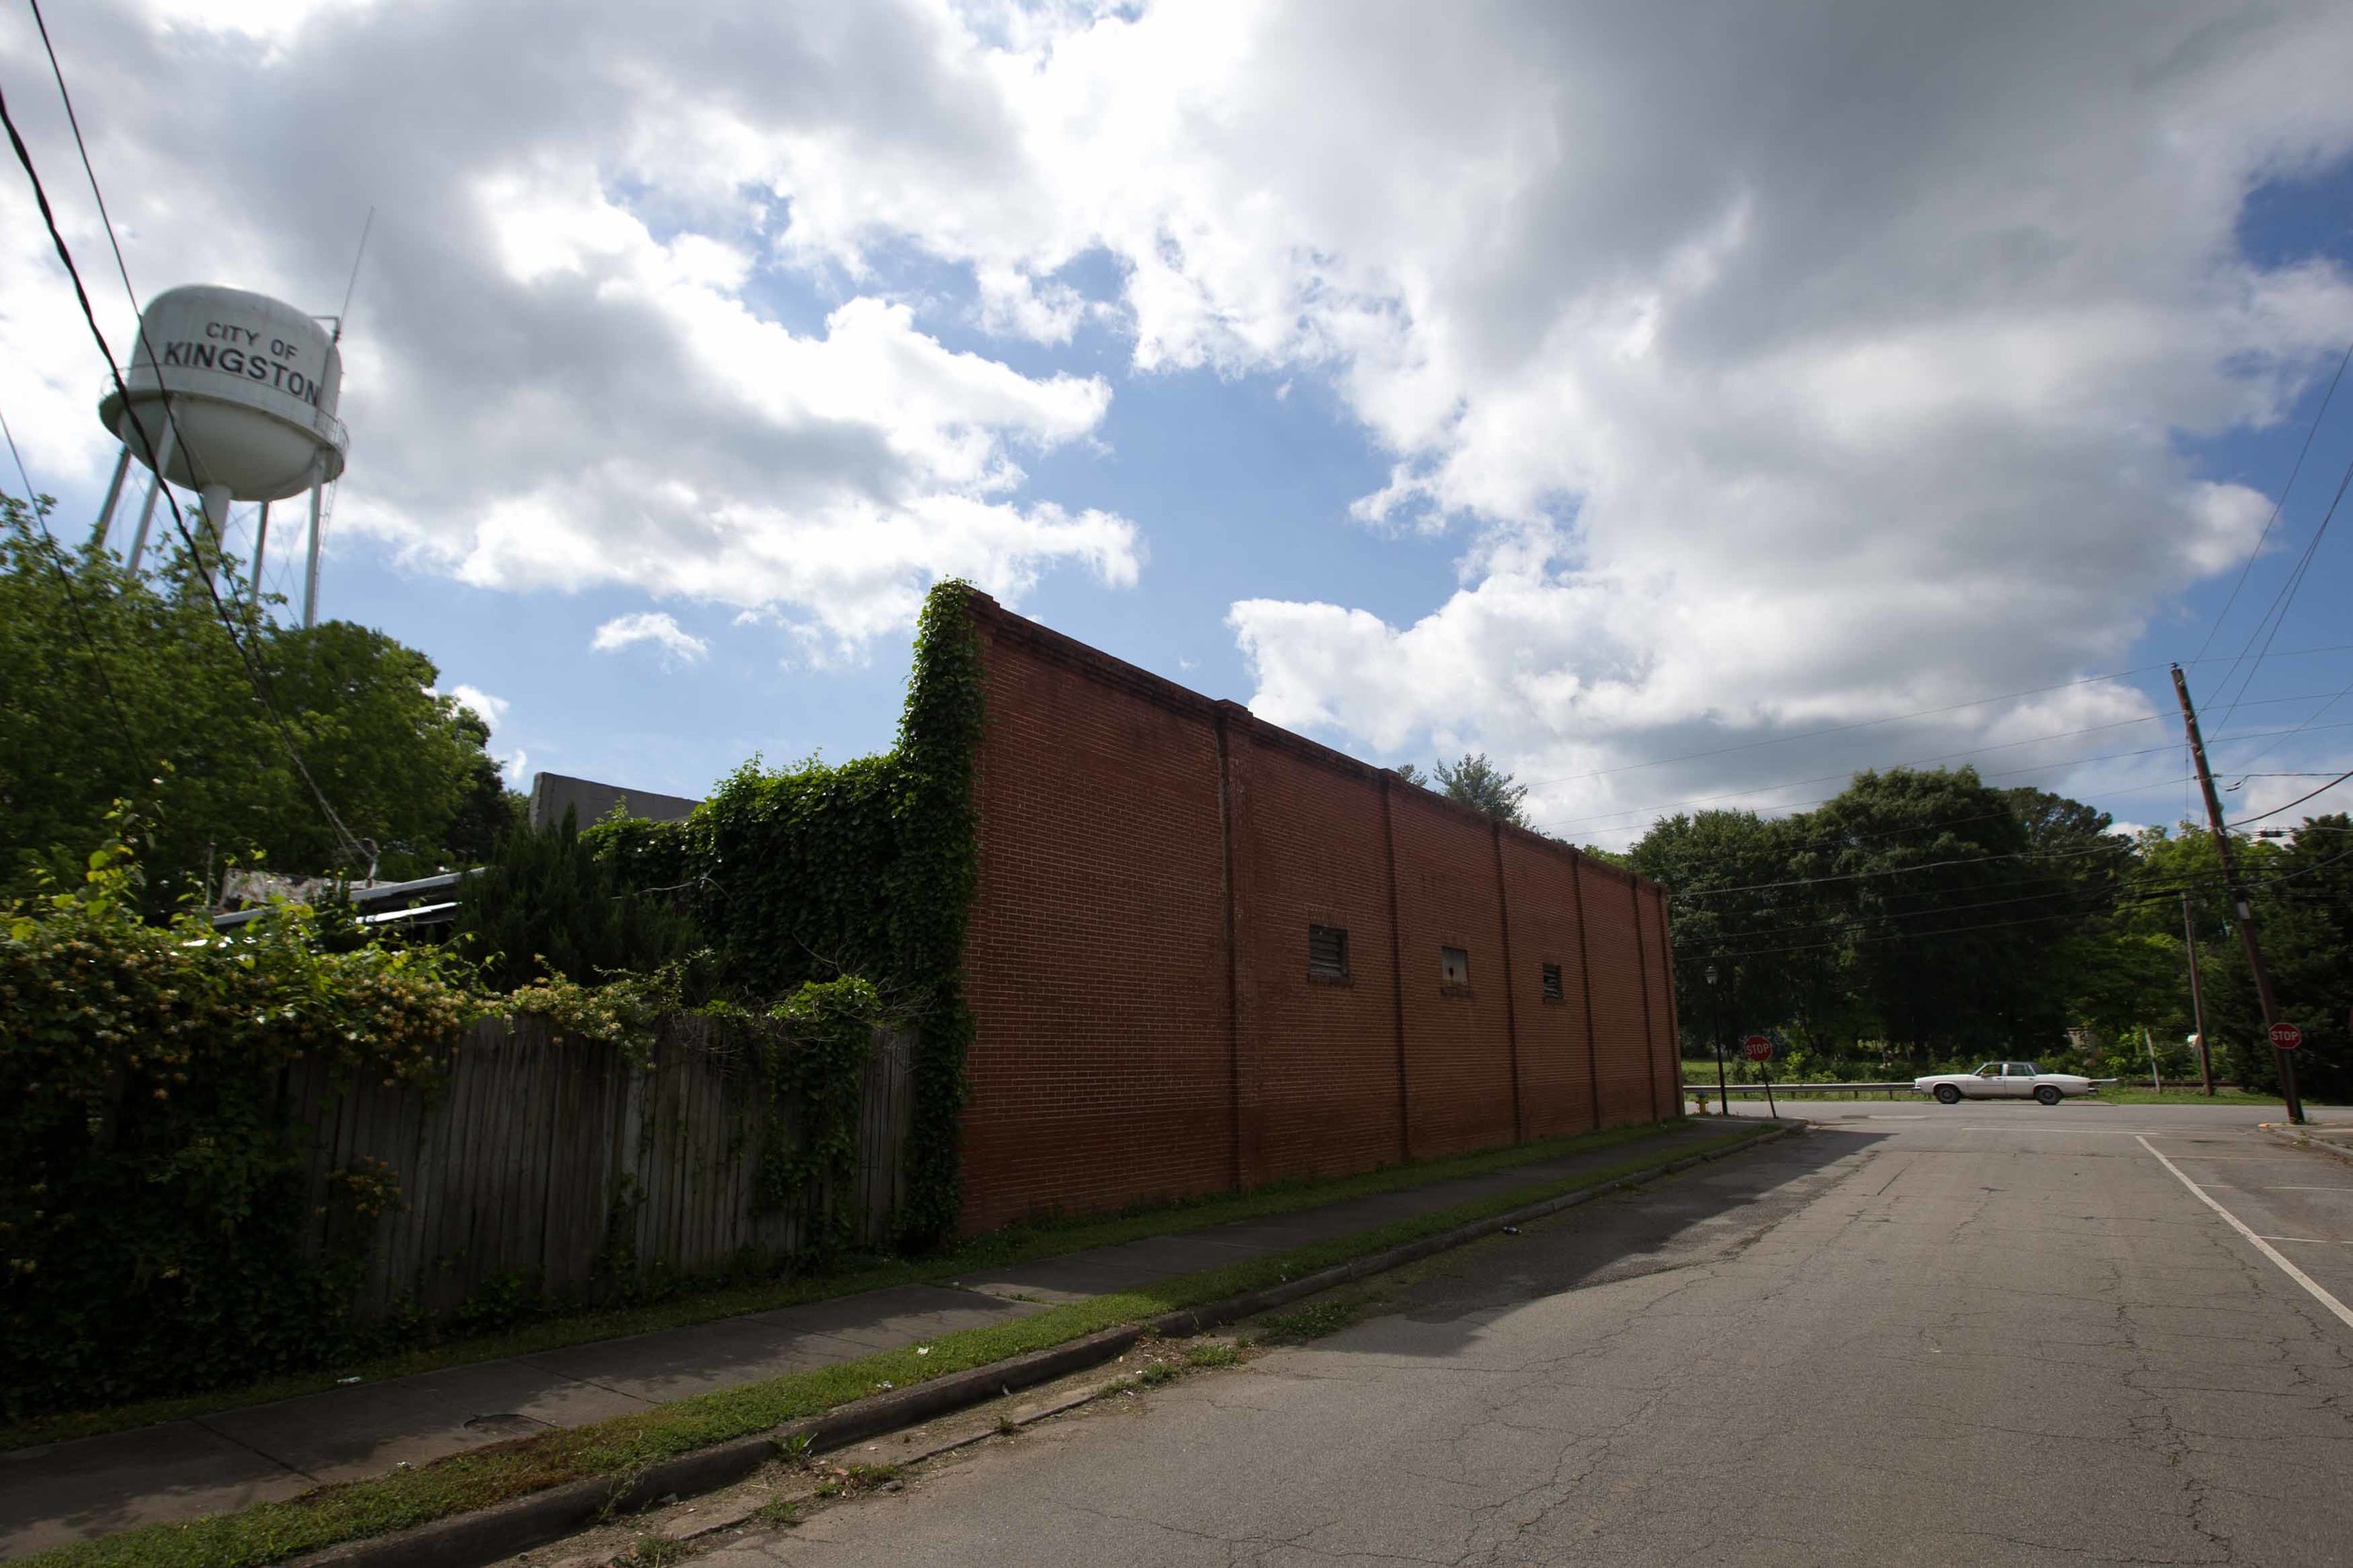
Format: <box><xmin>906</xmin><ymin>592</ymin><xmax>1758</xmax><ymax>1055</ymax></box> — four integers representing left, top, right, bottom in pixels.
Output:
<box><xmin>0</xmin><ymin>826</ymin><xmax>479</xmax><ymax>1416</ymax></box>
<box><xmin>0</xmin><ymin>581</ymin><xmax>990</xmax><ymax>1416</ymax></box>
<box><xmin>584</xmin><ymin>579</ymin><xmax>986</xmax><ymax>1244</ymax></box>
<box><xmin>888</xmin><ymin>582</ymin><xmax>984</xmax><ymax>1243</ymax></box>
<box><xmin>744</xmin><ymin>976</ymin><xmax>883</xmax><ymax>1253</ymax></box>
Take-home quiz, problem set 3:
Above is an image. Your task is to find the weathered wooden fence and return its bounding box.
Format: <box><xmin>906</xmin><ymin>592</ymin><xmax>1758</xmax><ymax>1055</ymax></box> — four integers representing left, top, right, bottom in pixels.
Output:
<box><xmin>277</xmin><ymin>1016</ymin><xmax>914</xmax><ymax>1319</ymax></box>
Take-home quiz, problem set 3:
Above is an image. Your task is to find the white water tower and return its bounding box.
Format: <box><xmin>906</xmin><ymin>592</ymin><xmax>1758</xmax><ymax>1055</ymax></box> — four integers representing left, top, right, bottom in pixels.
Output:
<box><xmin>91</xmin><ymin>284</ymin><xmax>351</xmax><ymax>625</ymax></box>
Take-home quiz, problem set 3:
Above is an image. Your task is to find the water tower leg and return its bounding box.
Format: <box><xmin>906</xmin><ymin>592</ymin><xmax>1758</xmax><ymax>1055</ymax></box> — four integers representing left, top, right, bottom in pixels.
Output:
<box><xmin>124</xmin><ymin>421</ymin><xmax>178</xmax><ymax>575</ymax></box>
<box><xmin>303</xmin><ymin>483</ymin><xmax>324</xmax><ymax>629</ymax></box>
<box><xmin>250</xmin><ymin>501</ymin><xmax>270</xmax><ymax>611</ymax></box>
<box><xmin>198</xmin><ymin>484</ymin><xmax>232</xmax><ymax>588</ymax></box>
<box><xmin>91</xmin><ymin>446</ymin><xmax>132</xmax><ymax>548</ymax></box>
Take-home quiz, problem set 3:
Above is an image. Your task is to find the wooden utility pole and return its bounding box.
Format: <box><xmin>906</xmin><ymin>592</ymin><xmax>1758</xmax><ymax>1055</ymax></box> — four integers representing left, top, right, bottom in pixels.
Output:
<box><xmin>2169</xmin><ymin>664</ymin><xmax>2302</xmax><ymax>1123</ymax></box>
<box><xmin>2182</xmin><ymin>890</ymin><xmax>2214</xmax><ymax>1096</ymax></box>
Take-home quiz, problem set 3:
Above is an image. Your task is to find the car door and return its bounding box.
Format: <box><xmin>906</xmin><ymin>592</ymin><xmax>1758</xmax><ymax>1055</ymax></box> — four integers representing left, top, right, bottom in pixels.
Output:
<box><xmin>1999</xmin><ymin>1062</ymin><xmax>2038</xmax><ymax>1097</ymax></box>
<box><xmin>1968</xmin><ymin>1064</ymin><xmax>2005</xmax><ymax>1098</ymax></box>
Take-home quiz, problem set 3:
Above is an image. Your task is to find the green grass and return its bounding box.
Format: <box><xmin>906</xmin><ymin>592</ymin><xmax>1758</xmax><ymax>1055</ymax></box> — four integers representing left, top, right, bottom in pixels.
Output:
<box><xmin>18</xmin><ymin>1124</ymin><xmax>1772</xmax><ymax>1568</ymax></box>
<box><xmin>2088</xmin><ymin>1085</ymin><xmax>2301</xmax><ymax>1106</ymax></box>
<box><xmin>1253</xmin><ymin>1299</ymin><xmax>1368</xmax><ymax>1342</ymax></box>
<box><xmin>0</xmin><ymin>1120</ymin><xmax>1685</xmax><ymax>1454</ymax></box>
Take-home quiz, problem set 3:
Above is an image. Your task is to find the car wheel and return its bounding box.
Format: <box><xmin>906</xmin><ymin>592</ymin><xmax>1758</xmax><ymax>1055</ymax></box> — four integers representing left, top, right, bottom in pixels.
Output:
<box><xmin>2034</xmin><ymin>1085</ymin><xmax>2061</xmax><ymax>1106</ymax></box>
<box><xmin>1934</xmin><ymin>1084</ymin><xmax>1961</xmax><ymax>1105</ymax></box>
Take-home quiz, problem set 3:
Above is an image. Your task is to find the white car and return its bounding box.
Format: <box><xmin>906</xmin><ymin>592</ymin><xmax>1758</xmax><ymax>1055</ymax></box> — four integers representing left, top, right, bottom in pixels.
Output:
<box><xmin>1913</xmin><ymin>1061</ymin><xmax>2098</xmax><ymax>1106</ymax></box>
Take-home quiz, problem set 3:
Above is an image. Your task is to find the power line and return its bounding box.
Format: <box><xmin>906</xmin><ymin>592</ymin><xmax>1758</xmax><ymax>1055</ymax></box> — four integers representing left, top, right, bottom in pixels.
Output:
<box><xmin>1528</xmin><ymin>714</ymin><xmax>2353</xmax><ymax>837</ymax></box>
<box><xmin>1511</xmin><ymin>645</ymin><xmax>2353</xmax><ymax>798</ymax></box>
<box><xmin>1670</xmin><ymin>835</ymin><xmax>2134</xmax><ymax>901</ymax></box>
<box><xmin>0</xmin><ymin>404</ymin><xmax>149</xmax><ymax>776</ymax></box>
<box><xmin>1676</xmin><ymin>846</ymin><xmax>2353</xmax><ymax>964</ymax></box>
<box><xmin>2227</xmin><ymin>768</ymin><xmax>2353</xmax><ymax>830</ymax></box>
<box><xmin>2207</xmin><ymin>451</ymin><xmax>2353</xmax><ymax>733</ymax></box>
<box><xmin>2222</xmin><ymin>671</ymin><xmax>2353</xmax><ymax>782</ymax></box>
<box><xmin>0</xmin><ymin>64</ymin><xmax>363</xmax><ymax>865</ymax></box>
<box><xmin>2189</xmin><ymin>340</ymin><xmax>2352</xmax><ymax>665</ymax></box>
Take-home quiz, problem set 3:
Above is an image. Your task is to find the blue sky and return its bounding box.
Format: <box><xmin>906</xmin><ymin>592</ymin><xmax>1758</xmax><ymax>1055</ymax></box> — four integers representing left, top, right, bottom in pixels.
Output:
<box><xmin>4</xmin><ymin>1</ymin><xmax>2350</xmax><ymax>849</ymax></box>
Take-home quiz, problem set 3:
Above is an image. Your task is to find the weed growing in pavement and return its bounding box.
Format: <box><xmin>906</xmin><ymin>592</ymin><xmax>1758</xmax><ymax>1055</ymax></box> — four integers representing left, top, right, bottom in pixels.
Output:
<box><xmin>1137</xmin><ymin>1363</ymin><xmax>1179</xmax><ymax>1387</ymax></box>
<box><xmin>609</xmin><ymin>1536</ymin><xmax>685</xmax><ymax>1568</ymax></box>
<box><xmin>752</xmin><ymin>1496</ymin><xmax>800</xmax><ymax>1528</ymax></box>
<box><xmin>779</xmin><ymin>1431</ymin><xmax>813</xmax><ymax>1464</ymax></box>
<box><xmin>1186</xmin><ymin>1342</ymin><xmax>1242</xmax><ymax>1368</ymax></box>
<box><xmin>1257</xmin><ymin>1299</ymin><xmax>1364</xmax><ymax>1342</ymax></box>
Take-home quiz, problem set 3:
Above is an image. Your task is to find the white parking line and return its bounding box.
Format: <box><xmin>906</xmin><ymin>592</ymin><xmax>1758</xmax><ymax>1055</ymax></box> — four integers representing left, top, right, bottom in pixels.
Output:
<box><xmin>2137</xmin><ymin>1134</ymin><xmax>2353</xmax><ymax>1332</ymax></box>
<box><xmin>2264</xmin><ymin>1186</ymin><xmax>2353</xmax><ymax>1192</ymax></box>
<box><xmin>2259</xmin><ymin>1236</ymin><xmax>2353</xmax><ymax>1245</ymax></box>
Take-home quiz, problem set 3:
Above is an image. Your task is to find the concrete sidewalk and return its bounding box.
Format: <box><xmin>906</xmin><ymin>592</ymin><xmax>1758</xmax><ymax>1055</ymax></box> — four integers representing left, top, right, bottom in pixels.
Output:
<box><xmin>0</xmin><ymin>1122</ymin><xmax>1735</xmax><ymax>1560</ymax></box>
<box><xmin>2267</xmin><ymin>1118</ymin><xmax>2353</xmax><ymax>1165</ymax></box>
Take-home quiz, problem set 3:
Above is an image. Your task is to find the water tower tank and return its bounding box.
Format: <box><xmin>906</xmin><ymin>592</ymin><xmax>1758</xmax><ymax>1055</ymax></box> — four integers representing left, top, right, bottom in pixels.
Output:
<box><xmin>97</xmin><ymin>284</ymin><xmax>348</xmax><ymax>499</ymax></box>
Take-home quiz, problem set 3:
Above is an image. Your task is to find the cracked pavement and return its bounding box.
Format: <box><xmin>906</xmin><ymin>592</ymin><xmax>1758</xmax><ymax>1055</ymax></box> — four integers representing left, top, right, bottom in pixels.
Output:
<box><xmin>687</xmin><ymin>1105</ymin><xmax>2353</xmax><ymax>1567</ymax></box>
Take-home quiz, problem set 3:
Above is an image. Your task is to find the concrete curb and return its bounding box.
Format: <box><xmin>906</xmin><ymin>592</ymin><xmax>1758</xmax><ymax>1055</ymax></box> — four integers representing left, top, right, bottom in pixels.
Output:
<box><xmin>2259</xmin><ymin>1122</ymin><xmax>2353</xmax><ymax>1169</ymax></box>
<box><xmin>296</xmin><ymin>1123</ymin><xmax>1797</xmax><ymax>1568</ymax></box>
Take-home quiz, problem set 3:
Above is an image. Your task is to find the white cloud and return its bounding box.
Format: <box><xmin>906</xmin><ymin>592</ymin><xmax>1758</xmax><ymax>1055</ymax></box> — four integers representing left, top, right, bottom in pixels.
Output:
<box><xmin>7</xmin><ymin>0</ymin><xmax>2353</xmax><ymax>833</ymax></box>
<box><xmin>445</xmin><ymin>683</ymin><xmax>509</xmax><ymax>728</ymax></box>
<box><xmin>592</xmin><ymin>611</ymin><xmax>710</xmax><ymax>664</ymax></box>
<box><xmin>0</xmin><ymin>0</ymin><xmax>1140</xmax><ymax>646</ymax></box>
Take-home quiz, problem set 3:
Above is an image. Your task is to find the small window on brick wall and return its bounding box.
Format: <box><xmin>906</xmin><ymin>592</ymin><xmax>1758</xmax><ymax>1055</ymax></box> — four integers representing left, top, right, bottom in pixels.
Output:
<box><xmin>1440</xmin><ymin>946</ymin><xmax>1470</xmax><ymax>985</ymax></box>
<box><xmin>1541</xmin><ymin>962</ymin><xmax>1564</xmax><ymax>1002</ymax></box>
<box><xmin>1308</xmin><ymin>923</ymin><xmax>1350</xmax><ymax>981</ymax></box>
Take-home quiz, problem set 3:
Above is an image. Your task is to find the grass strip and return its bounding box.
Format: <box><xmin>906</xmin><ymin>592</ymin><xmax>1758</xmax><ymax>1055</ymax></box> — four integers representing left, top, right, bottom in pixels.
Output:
<box><xmin>3</xmin><ymin>1121</ymin><xmax>1680</xmax><ymax>1453</ymax></box>
<box><xmin>20</xmin><ymin>1125</ymin><xmax>1772</xmax><ymax>1568</ymax></box>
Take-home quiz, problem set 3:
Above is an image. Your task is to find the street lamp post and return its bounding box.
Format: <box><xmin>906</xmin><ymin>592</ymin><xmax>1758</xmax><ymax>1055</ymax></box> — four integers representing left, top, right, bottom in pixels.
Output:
<box><xmin>1705</xmin><ymin>964</ymin><xmax>1731</xmax><ymax>1115</ymax></box>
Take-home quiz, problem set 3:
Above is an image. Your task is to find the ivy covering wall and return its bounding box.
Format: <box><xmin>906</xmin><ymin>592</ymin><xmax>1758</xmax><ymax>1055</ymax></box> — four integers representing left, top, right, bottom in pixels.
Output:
<box><xmin>0</xmin><ymin>584</ymin><xmax>989</xmax><ymax>1416</ymax></box>
<box><xmin>586</xmin><ymin>580</ymin><xmax>984</xmax><ymax>1241</ymax></box>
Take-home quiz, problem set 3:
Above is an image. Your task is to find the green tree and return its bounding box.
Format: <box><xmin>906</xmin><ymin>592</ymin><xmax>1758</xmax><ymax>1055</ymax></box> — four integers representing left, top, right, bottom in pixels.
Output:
<box><xmin>1399</xmin><ymin>754</ymin><xmax>1529</xmax><ymax>824</ymax></box>
<box><xmin>1634</xmin><ymin>810</ymin><xmax>1808</xmax><ymax>1052</ymax></box>
<box><xmin>2203</xmin><ymin>815</ymin><xmax>2352</xmax><ymax>1099</ymax></box>
<box><xmin>1</xmin><ymin>492</ymin><xmax>508</xmax><ymax>907</ymax></box>
<box><xmin>451</xmin><ymin>807</ymin><xmax>702</xmax><ymax>990</ymax></box>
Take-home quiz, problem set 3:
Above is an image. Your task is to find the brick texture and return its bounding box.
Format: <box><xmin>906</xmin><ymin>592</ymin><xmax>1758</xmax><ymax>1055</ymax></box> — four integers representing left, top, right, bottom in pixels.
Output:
<box><xmin>955</xmin><ymin>596</ymin><xmax>1683</xmax><ymax>1231</ymax></box>
<box><xmin>1498</xmin><ymin>831</ymin><xmax>1600</xmax><ymax>1138</ymax></box>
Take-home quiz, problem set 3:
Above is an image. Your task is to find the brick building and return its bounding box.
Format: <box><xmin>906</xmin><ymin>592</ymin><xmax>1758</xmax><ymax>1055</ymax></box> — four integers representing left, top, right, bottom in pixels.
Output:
<box><xmin>955</xmin><ymin>594</ymin><xmax>1685</xmax><ymax>1233</ymax></box>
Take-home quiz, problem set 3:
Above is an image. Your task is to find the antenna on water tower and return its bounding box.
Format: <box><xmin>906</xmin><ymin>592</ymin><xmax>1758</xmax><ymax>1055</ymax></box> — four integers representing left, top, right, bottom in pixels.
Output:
<box><xmin>90</xmin><ymin>283</ymin><xmax>352</xmax><ymax>627</ymax></box>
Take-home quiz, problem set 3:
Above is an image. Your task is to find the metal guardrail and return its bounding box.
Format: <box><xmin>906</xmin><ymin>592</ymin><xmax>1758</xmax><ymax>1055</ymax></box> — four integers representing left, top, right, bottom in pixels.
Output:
<box><xmin>1686</xmin><ymin>1079</ymin><xmax>2126</xmax><ymax>1101</ymax></box>
<box><xmin>1689</xmin><ymin>1081</ymin><xmax>1917</xmax><ymax>1100</ymax></box>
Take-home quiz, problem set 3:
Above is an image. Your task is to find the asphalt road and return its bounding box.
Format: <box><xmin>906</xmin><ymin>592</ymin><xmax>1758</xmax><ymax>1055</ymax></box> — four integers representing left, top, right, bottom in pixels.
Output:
<box><xmin>696</xmin><ymin>1103</ymin><xmax>2353</xmax><ymax>1567</ymax></box>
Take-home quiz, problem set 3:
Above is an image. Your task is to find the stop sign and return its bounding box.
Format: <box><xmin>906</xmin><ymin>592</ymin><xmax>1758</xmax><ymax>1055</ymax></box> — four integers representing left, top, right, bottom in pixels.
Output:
<box><xmin>2270</xmin><ymin>1021</ymin><xmax>2304</xmax><ymax>1050</ymax></box>
<box><xmin>1743</xmin><ymin>1033</ymin><xmax>1773</xmax><ymax>1062</ymax></box>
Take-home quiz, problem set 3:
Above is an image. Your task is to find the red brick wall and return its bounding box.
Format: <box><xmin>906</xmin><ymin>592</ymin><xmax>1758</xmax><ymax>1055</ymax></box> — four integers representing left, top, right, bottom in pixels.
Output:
<box><xmin>1498</xmin><ymin>831</ymin><xmax>1600</xmax><ymax>1138</ymax></box>
<box><xmin>958</xmin><ymin>615</ymin><xmax>1234</xmax><ymax>1234</ymax></box>
<box><xmin>955</xmin><ymin>596</ymin><xmax>1682</xmax><ymax>1231</ymax></box>
<box><xmin>1388</xmin><ymin>788</ymin><xmax>1518</xmax><ymax>1158</ymax></box>
<box><xmin>1580</xmin><ymin>862</ymin><xmax>1657</xmax><ymax>1128</ymax></box>
<box><xmin>1225</xmin><ymin>728</ymin><xmax>1403</xmax><ymax>1185</ymax></box>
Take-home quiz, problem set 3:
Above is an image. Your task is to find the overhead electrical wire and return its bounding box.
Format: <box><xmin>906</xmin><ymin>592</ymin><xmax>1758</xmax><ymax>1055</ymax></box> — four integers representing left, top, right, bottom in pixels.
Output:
<box><xmin>0</xmin><ymin>62</ymin><xmax>364</xmax><ymax>865</ymax></box>
<box><xmin>1527</xmin><ymin>715</ymin><xmax>2353</xmax><ymax>838</ymax></box>
<box><xmin>2226</xmin><ymin>768</ymin><xmax>2353</xmax><ymax>830</ymax></box>
<box><xmin>2207</xmin><ymin>451</ymin><xmax>2353</xmax><ymax>735</ymax></box>
<box><xmin>1673</xmin><ymin>844</ymin><xmax>2353</xmax><ymax>964</ymax></box>
<box><xmin>0</xmin><ymin>401</ymin><xmax>149</xmax><ymax>775</ymax></box>
<box><xmin>1510</xmin><ymin>646</ymin><xmax>2353</xmax><ymax>797</ymax></box>
<box><xmin>1668</xmin><ymin>835</ymin><xmax>2138</xmax><ymax>901</ymax></box>
<box><xmin>2189</xmin><ymin>340</ymin><xmax>2352</xmax><ymax>666</ymax></box>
